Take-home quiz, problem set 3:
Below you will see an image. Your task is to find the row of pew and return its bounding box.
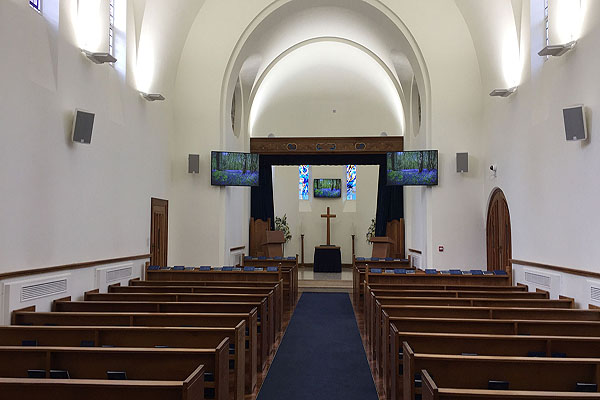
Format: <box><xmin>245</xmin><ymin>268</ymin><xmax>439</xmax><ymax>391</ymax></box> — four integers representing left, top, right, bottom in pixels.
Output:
<box><xmin>354</xmin><ymin>264</ymin><xmax>600</xmax><ymax>400</ymax></box>
<box><xmin>5</xmin><ymin>262</ymin><xmax>298</xmax><ymax>400</ymax></box>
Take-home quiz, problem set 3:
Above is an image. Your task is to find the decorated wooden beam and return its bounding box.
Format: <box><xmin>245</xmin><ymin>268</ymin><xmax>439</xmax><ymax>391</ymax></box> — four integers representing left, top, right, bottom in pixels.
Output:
<box><xmin>250</xmin><ymin>136</ymin><xmax>403</xmax><ymax>155</ymax></box>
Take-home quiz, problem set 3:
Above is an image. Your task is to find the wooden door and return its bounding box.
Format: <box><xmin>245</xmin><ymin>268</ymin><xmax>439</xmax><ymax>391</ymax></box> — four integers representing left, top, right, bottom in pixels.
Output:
<box><xmin>150</xmin><ymin>198</ymin><xmax>168</xmax><ymax>267</ymax></box>
<box><xmin>486</xmin><ymin>189</ymin><xmax>511</xmax><ymax>272</ymax></box>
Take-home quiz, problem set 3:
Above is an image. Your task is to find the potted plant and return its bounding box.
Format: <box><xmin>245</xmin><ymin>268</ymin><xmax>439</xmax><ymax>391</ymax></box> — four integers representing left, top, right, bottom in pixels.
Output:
<box><xmin>274</xmin><ymin>214</ymin><xmax>292</xmax><ymax>244</ymax></box>
<box><xmin>366</xmin><ymin>218</ymin><xmax>376</xmax><ymax>243</ymax></box>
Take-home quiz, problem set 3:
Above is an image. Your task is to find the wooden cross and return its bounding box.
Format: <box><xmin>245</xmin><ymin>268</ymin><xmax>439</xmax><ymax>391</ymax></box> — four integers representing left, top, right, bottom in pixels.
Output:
<box><xmin>320</xmin><ymin>206</ymin><xmax>337</xmax><ymax>245</ymax></box>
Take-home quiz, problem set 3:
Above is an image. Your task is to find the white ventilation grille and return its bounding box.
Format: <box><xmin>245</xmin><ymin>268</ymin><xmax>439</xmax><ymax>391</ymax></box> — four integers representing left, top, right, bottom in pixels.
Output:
<box><xmin>229</xmin><ymin>247</ymin><xmax>245</xmax><ymax>266</ymax></box>
<box><xmin>591</xmin><ymin>286</ymin><xmax>600</xmax><ymax>303</ymax></box>
<box><xmin>21</xmin><ymin>279</ymin><xmax>67</xmax><ymax>302</ymax></box>
<box><xmin>411</xmin><ymin>255</ymin><xmax>421</xmax><ymax>269</ymax></box>
<box><xmin>95</xmin><ymin>262</ymin><xmax>135</xmax><ymax>290</ymax></box>
<box><xmin>106</xmin><ymin>266</ymin><xmax>133</xmax><ymax>283</ymax></box>
<box><xmin>524</xmin><ymin>271</ymin><xmax>551</xmax><ymax>288</ymax></box>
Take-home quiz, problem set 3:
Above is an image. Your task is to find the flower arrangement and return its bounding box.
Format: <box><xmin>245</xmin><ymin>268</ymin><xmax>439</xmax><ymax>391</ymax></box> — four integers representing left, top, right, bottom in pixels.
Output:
<box><xmin>366</xmin><ymin>218</ymin><xmax>376</xmax><ymax>243</ymax></box>
<box><xmin>274</xmin><ymin>214</ymin><xmax>292</xmax><ymax>243</ymax></box>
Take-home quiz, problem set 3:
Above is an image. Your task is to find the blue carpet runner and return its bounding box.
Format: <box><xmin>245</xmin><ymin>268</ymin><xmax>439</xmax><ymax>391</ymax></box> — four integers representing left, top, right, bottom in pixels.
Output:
<box><xmin>257</xmin><ymin>292</ymin><xmax>379</xmax><ymax>400</ymax></box>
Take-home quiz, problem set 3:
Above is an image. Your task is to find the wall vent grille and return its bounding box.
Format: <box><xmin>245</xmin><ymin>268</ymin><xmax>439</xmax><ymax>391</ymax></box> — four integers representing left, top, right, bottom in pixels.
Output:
<box><xmin>411</xmin><ymin>255</ymin><xmax>421</xmax><ymax>269</ymax></box>
<box><xmin>21</xmin><ymin>279</ymin><xmax>67</xmax><ymax>302</ymax></box>
<box><xmin>591</xmin><ymin>286</ymin><xmax>600</xmax><ymax>302</ymax></box>
<box><xmin>105</xmin><ymin>266</ymin><xmax>132</xmax><ymax>283</ymax></box>
<box><xmin>524</xmin><ymin>271</ymin><xmax>551</xmax><ymax>288</ymax></box>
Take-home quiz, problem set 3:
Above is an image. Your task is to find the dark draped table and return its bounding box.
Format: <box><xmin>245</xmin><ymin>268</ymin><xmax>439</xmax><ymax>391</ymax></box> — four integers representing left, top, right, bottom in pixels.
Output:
<box><xmin>313</xmin><ymin>246</ymin><xmax>342</xmax><ymax>273</ymax></box>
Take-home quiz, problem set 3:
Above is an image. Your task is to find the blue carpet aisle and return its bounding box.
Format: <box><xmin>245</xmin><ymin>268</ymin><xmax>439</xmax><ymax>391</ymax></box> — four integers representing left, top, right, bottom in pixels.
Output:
<box><xmin>257</xmin><ymin>292</ymin><xmax>379</xmax><ymax>400</ymax></box>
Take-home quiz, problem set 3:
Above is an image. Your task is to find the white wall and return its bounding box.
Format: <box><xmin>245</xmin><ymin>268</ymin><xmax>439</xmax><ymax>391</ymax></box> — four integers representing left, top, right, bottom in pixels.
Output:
<box><xmin>0</xmin><ymin>258</ymin><xmax>146</xmax><ymax>326</ymax></box>
<box><xmin>478</xmin><ymin>0</ymin><xmax>600</xmax><ymax>272</ymax></box>
<box><xmin>249</xmin><ymin>40</ymin><xmax>405</xmax><ymax>137</ymax></box>
<box><xmin>172</xmin><ymin>0</ymin><xmax>487</xmax><ymax>270</ymax></box>
<box><xmin>273</xmin><ymin>165</ymin><xmax>378</xmax><ymax>264</ymax></box>
<box><xmin>0</xmin><ymin>0</ymin><xmax>171</xmax><ymax>274</ymax></box>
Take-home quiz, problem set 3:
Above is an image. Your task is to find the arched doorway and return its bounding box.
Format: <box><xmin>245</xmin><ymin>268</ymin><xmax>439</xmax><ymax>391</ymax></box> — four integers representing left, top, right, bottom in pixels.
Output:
<box><xmin>486</xmin><ymin>188</ymin><xmax>512</xmax><ymax>272</ymax></box>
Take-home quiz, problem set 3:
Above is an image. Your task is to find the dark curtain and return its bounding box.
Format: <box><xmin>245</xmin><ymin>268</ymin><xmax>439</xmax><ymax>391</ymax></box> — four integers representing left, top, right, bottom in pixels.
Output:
<box><xmin>375</xmin><ymin>164</ymin><xmax>404</xmax><ymax>236</ymax></box>
<box><xmin>251</xmin><ymin>158</ymin><xmax>275</xmax><ymax>229</ymax></box>
<box><xmin>250</xmin><ymin>154</ymin><xmax>403</xmax><ymax>234</ymax></box>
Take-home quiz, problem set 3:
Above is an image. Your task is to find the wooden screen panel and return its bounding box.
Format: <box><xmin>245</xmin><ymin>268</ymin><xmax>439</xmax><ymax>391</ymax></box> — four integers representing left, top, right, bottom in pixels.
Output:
<box><xmin>249</xmin><ymin>218</ymin><xmax>271</xmax><ymax>257</ymax></box>
<box><xmin>386</xmin><ymin>219</ymin><xmax>405</xmax><ymax>259</ymax></box>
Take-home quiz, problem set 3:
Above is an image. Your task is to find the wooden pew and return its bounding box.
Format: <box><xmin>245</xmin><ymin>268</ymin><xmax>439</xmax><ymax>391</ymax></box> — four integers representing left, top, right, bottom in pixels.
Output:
<box><xmin>421</xmin><ymin>369</ymin><xmax>600</xmax><ymax>400</ymax></box>
<box><xmin>144</xmin><ymin>268</ymin><xmax>290</xmax><ymax>318</ymax></box>
<box><xmin>0</xmin><ymin>324</ymin><xmax>246</xmax><ymax>399</ymax></box>
<box><xmin>13</xmin><ymin>311</ymin><xmax>258</xmax><ymax>388</ymax></box>
<box><xmin>378</xmin><ymin>304</ymin><xmax>598</xmax><ymax>384</ymax></box>
<box><xmin>366</xmin><ymin>289</ymin><xmax>552</xmax><ymax>348</ymax></box>
<box><xmin>404</xmin><ymin>342</ymin><xmax>600</xmax><ymax>400</ymax></box>
<box><xmin>84</xmin><ymin>291</ymin><xmax>278</xmax><ymax>349</ymax></box>
<box><xmin>146</xmin><ymin>268</ymin><xmax>282</xmax><ymax>285</ymax></box>
<box><xmin>0</xmin><ymin>345</ymin><xmax>227</xmax><ymax>400</ymax></box>
<box><xmin>366</xmin><ymin>288</ymin><xmax>562</xmax><ymax>342</ymax></box>
<box><xmin>352</xmin><ymin>256</ymin><xmax>412</xmax><ymax>303</ymax></box>
<box><xmin>241</xmin><ymin>256</ymin><xmax>299</xmax><ymax>308</ymax></box>
<box><xmin>371</xmin><ymin>296</ymin><xmax>573</xmax><ymax>371</ymax></box>
<box><xmin>364</xmin><ymin>283</ymin><xmax>528</xmax><ymax>292</ymax></box>
<box><xmin>355</xmin><ymin>281</ymin><xmax>529</xmax><ymax>308</ymax></box>
<box><xmin>87</xmin><ymin>291</ymin><xmax>276</xmax><ymax>342</ymax></box>
<box><xmin>380</xmin><ymin>313</ymin><xmax>600</xmax><ymax>397</ymax></box>
<box><xmin>108</xmin><ymin>285</ymin><xmax>283</xmax><ymax>335</ymax></box>
<box><xmin>390</xmin><ymin>330</ymin><xmax>600</xmax><ymax>400</ymax></box>
<box><xmin>371</xmin><ymin>296</ymin><xmax>573</xmax><ymax>353</ymax></box>
<box><xmin>0</xmin><ymin>368</ymin><xmax>206</xmax><ymax>400</ymax></box>
<box><xmin>364</xmin><ymin>270</ymin><xmax>512</xmax><ymax>304</ymax></box>
<box><xmin>129</xmin><ymin>279</ymin><xmax>287</xmax><ymax>314</ymax></box>
<box><xmin>50</xmin><ymin>301</ymin><xmax>268</xmax><ymax>374</ymax></box>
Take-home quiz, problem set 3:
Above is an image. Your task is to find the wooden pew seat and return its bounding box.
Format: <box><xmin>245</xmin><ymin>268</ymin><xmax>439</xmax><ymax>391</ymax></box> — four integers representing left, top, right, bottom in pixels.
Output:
<box><xmin>404</xmin><ymin>342</ymin><xmax>600</xmax><ymax>400</ymax></box>
<box><xmin>0</xmin><ymin>369</ymin><xmax>206</xmax><ymax>400</ymax></box>
<box><xmin>0</xmin><ymin>324</ymin><xmax>246</xmax><ymax>399</ymax></box>
<box><xmin>421</xmin><ymin>369</ymin><xmax>600</xmax><ymax>400</ymax></box>
<box><xmin>0</xmin><ymin>345</ymin><xmax>227</xmax><ymax>400</ymax></box>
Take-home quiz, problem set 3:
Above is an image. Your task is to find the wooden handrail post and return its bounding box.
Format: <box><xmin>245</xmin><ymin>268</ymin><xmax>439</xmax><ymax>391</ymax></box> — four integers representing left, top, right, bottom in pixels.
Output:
<box><xmin>300</xmin><ymin>234</ymin><xmax>305</xmax><ymax>267</ymax></box>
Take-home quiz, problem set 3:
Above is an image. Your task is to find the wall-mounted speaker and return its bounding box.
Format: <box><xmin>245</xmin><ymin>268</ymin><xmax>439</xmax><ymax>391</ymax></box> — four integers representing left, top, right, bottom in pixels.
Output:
<box><xmin>563</xmin><ymin>105</ymin><xmax>588</xmax><ymax>141</ymax></box>
<box><xmin>456</xmin><ymin>152</ymin><xmax>468</xmax><ymax>173</ymax></box>
<box><xmin>188</xmin><ymin>154</ymin><xmax>199</xmax><ymax>174</ymax></box>
<box><xmin>71</xmin><ymin>109</ymin><xmax>95</xmax><ymax>144</ymax></box>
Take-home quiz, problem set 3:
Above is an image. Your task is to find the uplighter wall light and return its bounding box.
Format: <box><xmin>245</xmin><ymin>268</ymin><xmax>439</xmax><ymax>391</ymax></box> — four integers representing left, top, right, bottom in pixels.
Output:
<box><xmin>82</xmin><ymin>50</ymin><xmax>117</xmax><ymax>64</ymax></box>
<box><xmin>538</xmin><ymin>41</ymin><xmax>576</xmax><ymax>57</ymax></box>
<box><xmin>489</xmin><ymin>87</ymin><xmax>518</xmax><ymax>98</ymax></box>
<box><xmin>140</xmin><ymin>92</ymin><xmax>165</xmax><ymax>102</ymax></box>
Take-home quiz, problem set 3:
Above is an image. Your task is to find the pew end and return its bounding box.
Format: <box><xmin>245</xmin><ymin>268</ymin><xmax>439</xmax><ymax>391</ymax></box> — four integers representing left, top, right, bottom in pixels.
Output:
<box><xmin>51</xmin><ymin>296</ymin><xmax>71</xmax><ymax>312</ymax></box>
<box><xmin>11</xmin><ymin>305</ymin><xmax>35</xmax><ymax>325</ymax></box>
<box><xmin>84</xmin><ymin>288</ymin><xmax>100</xmax><ymax>300</ymax></box>
<box><xmin>422</xmin><ymin>369</ymin><xmax>438</xmax><ymax>400</ymax></box>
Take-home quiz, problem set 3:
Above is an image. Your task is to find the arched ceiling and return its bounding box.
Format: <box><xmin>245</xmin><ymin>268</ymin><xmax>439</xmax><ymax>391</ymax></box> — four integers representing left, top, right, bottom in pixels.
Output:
<box><xmin>135</xmin><ymin>0</ymin><xmax>522</xmax><ymax>109</ymax></box>
<box><xmin>249</xmin><ymin>40</ymin><xmax>405</xmax><ymax>137</ymax></box>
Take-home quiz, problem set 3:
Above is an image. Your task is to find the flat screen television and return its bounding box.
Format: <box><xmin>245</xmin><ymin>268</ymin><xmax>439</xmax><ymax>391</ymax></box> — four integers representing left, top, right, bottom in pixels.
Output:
<box><xmin>211</xmin><ymin>151</ymin><xmax>259</xmax><ymax>187</ymax></box>
<box><xmin>314</xmin><ymin>178</ymin><xmax>342</xmax><ymax>198</ymax></box>
<box><xmin>387</xmin><ymin>150</ymin><xmax>438</xmax><ymax>186</ymax></box>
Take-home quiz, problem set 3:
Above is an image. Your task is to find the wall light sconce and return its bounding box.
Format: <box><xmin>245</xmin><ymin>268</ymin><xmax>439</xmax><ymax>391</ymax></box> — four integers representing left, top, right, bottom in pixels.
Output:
<box><xmin>81</xmin><ymin>50</ymin><xmax>117</xmax><ymax>64</ymax></box>
<box><xmin>538</xmin><ymin>41</ymin><xmax>577</xmax><ymax>57</ymax></box>
<box><xmin>489</xmin><ymin>87</ymin><xmax>518</xmax><ymax>97</ymax></box>
<box><xmin>140</xmin><ymin>92</ymin><xmax>165</xmax><ymax>102</ymax></box>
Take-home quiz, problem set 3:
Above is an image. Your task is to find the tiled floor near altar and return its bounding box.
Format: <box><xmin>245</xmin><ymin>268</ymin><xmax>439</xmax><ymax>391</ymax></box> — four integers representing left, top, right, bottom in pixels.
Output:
<box><xmin>298</xmin><ymin>266</ymin><xmax>352</xmax><ymax>281</ymax></box>
<box><xmin>298</xmin><ymin>266</ymin><xmax>352</xmax><ymax>291</ymax></box>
